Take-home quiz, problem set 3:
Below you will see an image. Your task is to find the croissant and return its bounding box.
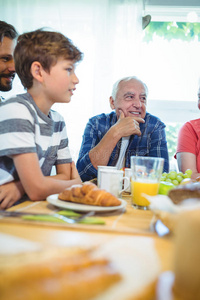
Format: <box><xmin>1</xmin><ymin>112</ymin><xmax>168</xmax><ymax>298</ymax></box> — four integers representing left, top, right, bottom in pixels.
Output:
<box><xmin>58</xmin><ymin>182</ymin><xmax>121</xmax><ymax>207</ymax></box>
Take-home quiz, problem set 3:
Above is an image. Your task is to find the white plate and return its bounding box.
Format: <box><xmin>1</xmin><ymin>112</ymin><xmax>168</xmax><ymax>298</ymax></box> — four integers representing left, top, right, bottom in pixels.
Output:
<box><xmin>46</xmin><ymin>194</ymin><xmax>127</xmax><ymax>212</ymax></box>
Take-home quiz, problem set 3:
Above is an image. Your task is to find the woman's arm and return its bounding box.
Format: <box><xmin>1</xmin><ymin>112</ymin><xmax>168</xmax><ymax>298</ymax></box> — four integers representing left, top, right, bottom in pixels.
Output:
<box><xmin>176</xmin><ymin>152</ymin><xmax>200</xmax><ymax>179</ymax></box>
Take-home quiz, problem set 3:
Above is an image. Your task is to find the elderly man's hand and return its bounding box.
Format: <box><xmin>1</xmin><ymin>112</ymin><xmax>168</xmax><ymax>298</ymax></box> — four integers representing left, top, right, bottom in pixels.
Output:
<box><xmin>0</xmin><ymin>181</ymin><xmax>25</xmax><ymax>209</ymax></box>
<box><xmin>114</xmin><ymin>110</ymin><xmax>145</xmax><ymax>137</ymax></box>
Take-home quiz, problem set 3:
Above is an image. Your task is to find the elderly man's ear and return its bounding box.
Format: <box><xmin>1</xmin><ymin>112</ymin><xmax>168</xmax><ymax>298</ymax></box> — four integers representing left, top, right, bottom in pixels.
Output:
<box><xmin>109</xmin><ymin>96</ymin><xmax>115</xmax><ymax>110</ymax></box>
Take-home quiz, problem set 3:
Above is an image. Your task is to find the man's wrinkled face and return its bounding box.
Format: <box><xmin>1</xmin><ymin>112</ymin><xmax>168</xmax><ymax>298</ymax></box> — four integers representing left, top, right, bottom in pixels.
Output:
<box><xmin>0</xmin><ymin>37</ymin><xmax>16</xmax><ymax>91</ymax></box>
<box><xmin>110</xmin><ymin>79</ymin><xmax>147</xmax><ymax>119</ymax></box>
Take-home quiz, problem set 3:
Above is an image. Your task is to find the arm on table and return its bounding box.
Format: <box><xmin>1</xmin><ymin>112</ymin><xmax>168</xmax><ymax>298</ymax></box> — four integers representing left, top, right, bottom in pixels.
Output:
<box><xmin>0</xmin><ymin>181</ymin><xmax>25</xmax><ymax>209</ymax></box>
<box><xmin>0</xmin><ymin>154</ymin><xmax>82</xmax><ymax>208</ymax></box>
<box><xmin>0</xmin><ymin>158</ymin><xmax>79</xmax><ymax>209</ymax></box>
<box><xmin>50</xmin><ymin>161</ymin><xmax>80</xmax><ymax>181</ymax></box>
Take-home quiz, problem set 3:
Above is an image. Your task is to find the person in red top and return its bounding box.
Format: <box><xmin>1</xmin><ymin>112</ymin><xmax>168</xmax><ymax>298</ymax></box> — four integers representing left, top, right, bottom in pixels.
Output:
<box><xmin>176</xmin><ymin>85</ymin><xmax>200</xmax><ymax>179</ymax></box>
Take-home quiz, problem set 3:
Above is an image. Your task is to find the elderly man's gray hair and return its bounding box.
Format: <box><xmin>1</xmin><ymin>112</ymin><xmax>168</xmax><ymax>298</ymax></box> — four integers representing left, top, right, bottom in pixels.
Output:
<box><xmin>111</xmin><ymin>76</ymin><xmax>148</xmax><ymax>100</ymax></box>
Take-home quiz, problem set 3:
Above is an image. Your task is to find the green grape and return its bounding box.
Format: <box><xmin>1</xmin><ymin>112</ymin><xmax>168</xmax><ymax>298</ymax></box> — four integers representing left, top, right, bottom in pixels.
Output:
<box><xmin>166</xmin><ymin>178</ymin><xmax>172</xmax><ymax>183</ymax></box>
<box><xmin>172</xmin><ymin>179</ymin><xmax>179</xmax><ymax>186</ymax></box>
<box><xmin>160</xmin><ymin>169</ymin><xmax>191</xmax><ymax>186</ymax></box>
<box><xmin>167</xmin><ymin>171</ymin><xmax>177</xmax><ymax>180</ymax></box>
<box><xmin>185</xmin><ymin>169</ymin><xmax>192</xmax><ymax>178</ymax></box>
<box><xmin>183</xmin><ymin>173</ymin><xmax>190</xmax><ymax>179</ymax></box>
<box><xmin>162</xmin><ymin>172</ymin><xmax>168</xmax><ymax>179</ymax></box>
<box><xmin>177</xmin><ymin>172</ymin><xmax>183</xmax><ymax>177</ymax></box>
<box><xmin>176</xmin><ymin>175</ymin><xmax>183</xmax><ymax>183</ymax></box>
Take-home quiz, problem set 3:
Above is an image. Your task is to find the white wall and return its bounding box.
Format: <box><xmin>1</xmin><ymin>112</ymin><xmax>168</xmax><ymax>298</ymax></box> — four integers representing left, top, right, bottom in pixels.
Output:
<box><xmin>1</xmin><ymin>0</ymin><xmax>200</xmax><ymax>164</ymax></box>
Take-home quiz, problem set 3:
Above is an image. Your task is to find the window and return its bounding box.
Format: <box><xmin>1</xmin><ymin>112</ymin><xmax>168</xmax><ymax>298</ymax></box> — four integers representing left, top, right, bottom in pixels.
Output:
<box><xmin>141</xmin><ymin>2</ymin><xmax>200</xmax><ymax>169</ymax></box>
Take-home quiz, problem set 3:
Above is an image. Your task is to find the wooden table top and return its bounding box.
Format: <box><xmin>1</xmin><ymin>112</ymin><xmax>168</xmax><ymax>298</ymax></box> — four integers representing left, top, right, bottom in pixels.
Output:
<box><xmin>0</xmin><ymin>194</ymin><xmax>174</xmax><ymax>300</ymax></box>
<box><xmin>1</xmin><ymin>195</ymin><xmax>156</xmax><ymax>234</ymax></box>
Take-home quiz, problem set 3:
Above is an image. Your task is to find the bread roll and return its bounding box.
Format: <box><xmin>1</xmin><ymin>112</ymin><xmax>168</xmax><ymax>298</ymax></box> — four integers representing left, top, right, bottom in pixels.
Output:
<box><xmin>168</xmin><ymin>182</ymin><xmax>200</xmax><ymax>204</ymax></box>
<box><xmin>0</xmin><ymin>248</ymin><xmax>121</xmax><ymax>300</ymax></box>
<box><xmin>58</xmin><ymin>182</ymin><xmax>121</xmax><ymax>207</ymax></box>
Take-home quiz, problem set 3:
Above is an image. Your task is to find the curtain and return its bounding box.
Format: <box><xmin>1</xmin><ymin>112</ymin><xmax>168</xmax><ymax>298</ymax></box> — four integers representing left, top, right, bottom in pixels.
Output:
<box><xmin>0</xmin><ymin>0</ymin><xmax>143</xmax><ymax>161</ymax></box>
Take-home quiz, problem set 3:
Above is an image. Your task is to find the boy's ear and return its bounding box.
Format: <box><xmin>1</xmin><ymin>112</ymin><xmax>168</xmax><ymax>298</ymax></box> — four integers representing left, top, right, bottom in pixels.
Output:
<box><xmin>30</xmin><ymin>61</ymin><xmax>44</xmax><ymax>83</ymax></box>
<box><xmin>109</xmin><ymin>96</ymin><xmax>115</xmax><ymax>110</ymax></box>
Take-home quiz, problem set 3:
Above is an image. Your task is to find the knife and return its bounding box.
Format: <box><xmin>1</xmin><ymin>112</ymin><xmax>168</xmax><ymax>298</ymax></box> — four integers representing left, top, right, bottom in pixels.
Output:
<box><xmin>0</xmin><ymin>210</ymin><xmax>95</xmax><ymax>224</ymax></box>
<box><xmin>154</xmin><ymin>220</ymin><xmax>170</xmax><ymax>237</ymax></box>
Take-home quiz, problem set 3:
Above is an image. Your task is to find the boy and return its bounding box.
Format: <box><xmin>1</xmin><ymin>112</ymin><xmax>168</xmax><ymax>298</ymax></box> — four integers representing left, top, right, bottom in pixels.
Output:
<box><xmin>0</xmin><ymin>29</ymin><xmax>83</xmax><ymax>209</ymax></box>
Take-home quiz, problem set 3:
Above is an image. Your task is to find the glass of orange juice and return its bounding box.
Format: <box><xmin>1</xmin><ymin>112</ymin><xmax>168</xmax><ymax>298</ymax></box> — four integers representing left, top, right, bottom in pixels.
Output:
<box><xmin>130</xmin><ymin>156</ymin><xmax>164</xmax><ymax>210</ymax></box>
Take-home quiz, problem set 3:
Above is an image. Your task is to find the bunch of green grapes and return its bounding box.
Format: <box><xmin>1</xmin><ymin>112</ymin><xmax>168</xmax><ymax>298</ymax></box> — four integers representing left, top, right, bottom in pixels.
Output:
<box><xmin>160</xmin><ymin>169</ymin><xmax>192</xmax><ymax>186</ymax></box>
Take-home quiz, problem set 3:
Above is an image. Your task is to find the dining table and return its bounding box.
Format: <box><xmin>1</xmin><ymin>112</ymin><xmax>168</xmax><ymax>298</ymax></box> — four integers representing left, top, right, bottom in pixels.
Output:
<box><xmin>0</xmin><ymin>192</ymin><xmax>175</xmax><ymax>300</ymax></box>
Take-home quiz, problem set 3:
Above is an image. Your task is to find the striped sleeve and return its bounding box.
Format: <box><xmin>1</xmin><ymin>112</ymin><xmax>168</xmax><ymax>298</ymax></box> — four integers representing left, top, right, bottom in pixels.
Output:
<box><xmin>0</xmin><ymin>101</ymin><xmax>36</xmax><ymax>156</ymax></box>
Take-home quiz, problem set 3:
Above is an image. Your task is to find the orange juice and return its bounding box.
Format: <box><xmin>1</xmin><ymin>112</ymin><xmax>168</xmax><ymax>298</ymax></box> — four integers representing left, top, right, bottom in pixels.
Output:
<box><xmin>131</xmin><ymin>179</ymin><xmax>159</xmax><ymax>207</ymax></box>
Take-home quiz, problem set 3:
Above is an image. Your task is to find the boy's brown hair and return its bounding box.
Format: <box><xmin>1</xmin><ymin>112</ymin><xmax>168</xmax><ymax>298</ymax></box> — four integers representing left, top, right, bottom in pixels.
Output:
<box><xmin>14</xmin><ymin>29</ymin><xmax>83</xmax><ymax>89</ymax></box>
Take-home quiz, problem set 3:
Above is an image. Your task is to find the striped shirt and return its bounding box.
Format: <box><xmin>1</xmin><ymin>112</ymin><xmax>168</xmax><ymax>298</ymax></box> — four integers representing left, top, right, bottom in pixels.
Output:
<box><xmin>0</xmin><ymin>93</ymin><xmax>72</xmax><ymax>184</ymax></box>
<box><xmin>76</xmin><ymin>111</ymin><xmax>169</xmax><ymax>181</ymax></box>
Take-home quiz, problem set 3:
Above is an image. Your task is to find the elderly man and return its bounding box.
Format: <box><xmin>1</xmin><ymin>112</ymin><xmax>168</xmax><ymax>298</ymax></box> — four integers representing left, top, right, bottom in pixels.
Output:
<box><xmin>77</xmin><ymin>76</ymin><xmax>169</xmax><ymax>181</ymax></box>
<box><xmin>0</xmin><ymin>21</ymin><xmax>18</xmax><ymax>101</ymax></box>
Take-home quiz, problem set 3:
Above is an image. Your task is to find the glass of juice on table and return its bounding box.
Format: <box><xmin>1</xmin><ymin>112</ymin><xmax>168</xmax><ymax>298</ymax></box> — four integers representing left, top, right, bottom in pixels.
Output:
<box><xmin>130</xmin><ymin>156</ymin><xmax>164</xmax><ymax>210</ymax></box>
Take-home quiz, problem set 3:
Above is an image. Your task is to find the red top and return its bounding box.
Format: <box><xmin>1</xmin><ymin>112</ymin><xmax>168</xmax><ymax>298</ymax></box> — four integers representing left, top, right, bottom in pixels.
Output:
<box><xmin>176</xmin><ymin>119</ymin><xmax>200</xmax><ymax>172</ymax></box>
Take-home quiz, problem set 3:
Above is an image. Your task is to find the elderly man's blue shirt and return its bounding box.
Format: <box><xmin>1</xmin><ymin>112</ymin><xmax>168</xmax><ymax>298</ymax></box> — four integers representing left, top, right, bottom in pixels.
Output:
<box><xmin>77</xmin><ymin>111</ymin><xmax>169</xmax><ymax>181</ymax></box>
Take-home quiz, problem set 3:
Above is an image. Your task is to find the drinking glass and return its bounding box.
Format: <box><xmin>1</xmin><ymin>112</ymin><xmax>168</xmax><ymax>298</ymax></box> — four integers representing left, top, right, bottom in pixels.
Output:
<box><xmin>131</xmin><ymin>156</ymin><xmax>164</xmax><ymax>210</ymax></box>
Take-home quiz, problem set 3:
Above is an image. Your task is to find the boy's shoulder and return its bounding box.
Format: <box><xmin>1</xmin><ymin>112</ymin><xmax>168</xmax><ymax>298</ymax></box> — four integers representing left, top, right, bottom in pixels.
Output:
<box><xmin>0</xmin><ymin>93</ymin><xmax>38</xmax><ymax>124</ymax></box>
<box><xmin>1</xmin><ymin>93</ymin><xmax>31</xmax><ymax>107</ymax></box>
<box><xmin>1</xmin><ymin>93</ymin><xmax>66</xmax><ymax>124</ymax></box>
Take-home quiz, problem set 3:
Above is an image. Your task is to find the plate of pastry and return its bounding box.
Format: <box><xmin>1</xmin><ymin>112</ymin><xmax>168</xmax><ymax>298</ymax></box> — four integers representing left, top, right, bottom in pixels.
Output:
<box><xmin>46</xmin><ymin>182</ymin><xmax>127</xmax><ymax>212</ymax></box>
<box><xmin>46</xmin><ymin>194</ymin><xmax>127</xmax><ymax>212</ymax></box>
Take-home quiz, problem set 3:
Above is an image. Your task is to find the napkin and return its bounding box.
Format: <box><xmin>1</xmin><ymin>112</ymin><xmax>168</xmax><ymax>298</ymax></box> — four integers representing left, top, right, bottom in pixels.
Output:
<box><xmin>142</xmin><ymin>193</ymin><xmax>200</xmax><ymax>213</ymax></box>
